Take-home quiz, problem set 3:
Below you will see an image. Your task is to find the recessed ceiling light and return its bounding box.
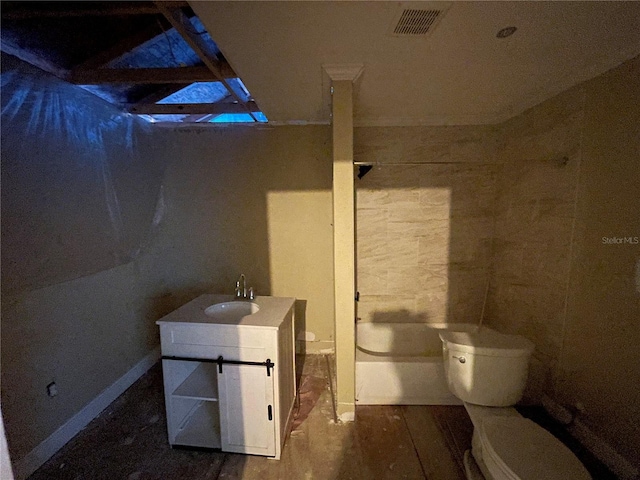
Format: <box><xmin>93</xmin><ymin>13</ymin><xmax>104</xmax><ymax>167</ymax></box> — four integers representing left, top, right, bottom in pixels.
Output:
<box><xmin>496</xmin><ymin>26</ymin><xmax>517</xmax><ymax>39</ymax></box>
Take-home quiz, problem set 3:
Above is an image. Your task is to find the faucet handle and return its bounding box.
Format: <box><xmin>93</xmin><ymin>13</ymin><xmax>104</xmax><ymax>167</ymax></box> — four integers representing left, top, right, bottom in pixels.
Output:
<box><xmin>235</xmin><ymin>281</ymin><xmax>242</xmax><ymax>298</ymax></box>
<box><xmin>248</xmin><ymin>287</ymin><xmax>255</xmax><ymax>300</ymax></box>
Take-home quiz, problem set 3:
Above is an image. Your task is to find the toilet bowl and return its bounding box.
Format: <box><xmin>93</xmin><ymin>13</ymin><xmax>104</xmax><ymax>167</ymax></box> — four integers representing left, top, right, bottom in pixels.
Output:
<box><xmin>440</xmin><ymin>328</ymin><xmax>591</xmax><ymax>480</ymax></box>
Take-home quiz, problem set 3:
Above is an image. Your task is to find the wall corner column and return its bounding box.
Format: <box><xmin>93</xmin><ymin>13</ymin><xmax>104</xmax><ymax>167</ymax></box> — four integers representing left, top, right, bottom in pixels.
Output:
<box><xmin>324</xmin><ymin>64</ymin><xmax>363</xmax><ymax>421</ymax></box>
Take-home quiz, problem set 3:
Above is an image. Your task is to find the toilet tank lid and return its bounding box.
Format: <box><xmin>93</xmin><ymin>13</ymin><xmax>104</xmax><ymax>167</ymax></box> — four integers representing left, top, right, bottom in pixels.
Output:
<box><xmin>439</xmin><ymin>330</ymin><xmax>534</xmax><ymax>356</ymax></box>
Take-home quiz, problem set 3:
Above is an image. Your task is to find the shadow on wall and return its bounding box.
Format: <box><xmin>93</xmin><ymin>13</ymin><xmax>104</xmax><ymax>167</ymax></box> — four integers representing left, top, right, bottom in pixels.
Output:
<box><xmin>369</xmin><ymin>309</ymin><xmax>429</xmax><ymax>324</ymax></box>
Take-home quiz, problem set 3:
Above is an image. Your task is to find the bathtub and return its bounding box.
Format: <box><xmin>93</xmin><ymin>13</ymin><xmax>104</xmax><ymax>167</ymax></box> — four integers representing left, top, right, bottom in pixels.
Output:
<box><xmin>355</xmin><ymin>322</ymin><xmax>479</xmax><ymax>405</ymax></box>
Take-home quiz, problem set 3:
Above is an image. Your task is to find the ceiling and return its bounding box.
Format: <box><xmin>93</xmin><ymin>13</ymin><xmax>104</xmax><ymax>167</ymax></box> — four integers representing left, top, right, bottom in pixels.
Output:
<box><xmin>191</xmin><ymin>1</ymin><xmax>640</xmax><ymax>126</ymax></box>
<box><xmin>3</xmin><ymin>1</ymin><xmax>640</xmax><ymax>127</ymax></box>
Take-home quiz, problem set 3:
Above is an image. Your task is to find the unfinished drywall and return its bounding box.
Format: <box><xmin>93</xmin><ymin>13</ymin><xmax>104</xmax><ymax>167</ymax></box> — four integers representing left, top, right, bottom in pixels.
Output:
<box><xmin>486</xmin><ymin>55</ymin><xmax>640</xmax><ymax>471</ymax></box>
<box><xmin>1</xmin><ymin>54</ymin><xmax>167</xmax><ymax>463</ymax></box>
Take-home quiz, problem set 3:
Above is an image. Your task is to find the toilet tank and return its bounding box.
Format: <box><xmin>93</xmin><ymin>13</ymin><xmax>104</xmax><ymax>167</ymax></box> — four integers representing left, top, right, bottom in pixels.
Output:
<box><xmin>440</xmin><ymin>328</ymin><xmax>534</xmax><ymax>407</ymax></box>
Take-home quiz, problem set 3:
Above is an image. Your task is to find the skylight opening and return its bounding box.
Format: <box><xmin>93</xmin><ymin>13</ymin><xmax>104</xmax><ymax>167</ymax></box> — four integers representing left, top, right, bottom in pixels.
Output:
<box><xmin>67</xmin><ymin>7</ymin><xmax>266</xmax><ymax>125</ymax></box>
<box><xmin>208</xmin><ymin>112</ymin><xmax>268</xmax><ymax>124</ymax></box>
<box><xmin>148</xmin><ymin>79</ymin><xmax>267</xmax><ymax>124</ymax></box>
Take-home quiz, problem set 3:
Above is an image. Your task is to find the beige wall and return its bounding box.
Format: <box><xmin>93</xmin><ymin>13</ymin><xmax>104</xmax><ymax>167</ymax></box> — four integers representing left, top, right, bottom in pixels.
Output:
<box><xmin>355</xmin><ymin>126</ymin><xmax>499</xmax><ymax>328</ymax></box>
<box><xmin>143</xmin><ymin>125</ymin><xmax>334</xmax><ymax>350</ymax></box>
<box><xmin>486</xmin><ymin>56</ymin><xmax>640</xmax><ymax>468</ymax></box>
<box><xmin>559</xmin><ymin>57</ymin><xmax>640</xmax><ymax>468</ymax></box>
<box><xmin>1</xmin><ymin>54</ymin><xmax>334</xmax><ymax>463</ymax></box>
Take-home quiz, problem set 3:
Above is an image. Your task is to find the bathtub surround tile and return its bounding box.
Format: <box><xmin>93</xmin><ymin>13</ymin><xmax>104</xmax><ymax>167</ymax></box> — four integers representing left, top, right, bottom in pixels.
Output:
<box><xmin>387</xmin><ymin>219</ymin><xmax>432</xmax><ymax>237</ymax></box>
<box><xmin>386</xmin><ymin>265</ymin><xmax>425</xmax><ymax>296</ymax></box>
<box><xmin>357</xmin><ymin>295</ymin><xmax>418</xmax><ymax>323</ymax></box>
<box><xmin>487</xmin><ymin>76</ymin><xmax>584</xmax><ymax>403</ymax></box>
<box><xmin>356</xmin><ymin>268</ymin><xmax>387</xmax><ymax>296</ymax></box>
<box><xmin>355</xmin><ymin>207</ymin><xmax>388</xmax><ymax>234</ymax></box>
<box><xmin>414</xmin><ymin>291</ymin><xmax>449</xmax><ymax>324</ymax></box>
<box><xmin>416</xmin><ymin>224</ymin><xmax>451</xmax><ymax>264</ymax></box>
<box><xmin>382</xmin><ymin>234</ymin><xmax>419</xmax><ymax>267</ymax></box>
<box><xmin>356</xmin><ymin>233</ymin><xmax>389</xmax><ymax>265</ymax></box>
<box><xmin>356</xmin><ymin>155</ymin><xmax>498</xmax><ymax>330</ymax></box>
<box><xmin>356</xmin><ymin>189</ymin><xmax>391</xmax><ymax>209</ymax></box>
<box><xmin>386</xmin><ymin>203</ymin><xmax>433</xmax><ymax>224</ymax></box>
<box><xmin>418</xmin><ymin>187</ymin><xmax>451</xmax><ymax>209</ymax></box>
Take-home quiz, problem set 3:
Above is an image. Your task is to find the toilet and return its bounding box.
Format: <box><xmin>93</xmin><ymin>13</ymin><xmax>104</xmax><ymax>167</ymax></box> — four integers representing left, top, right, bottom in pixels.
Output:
<box><xmin>440</xmin><ymin>328</ymin><xmax>591</xmax><ymax>480</ymax></box>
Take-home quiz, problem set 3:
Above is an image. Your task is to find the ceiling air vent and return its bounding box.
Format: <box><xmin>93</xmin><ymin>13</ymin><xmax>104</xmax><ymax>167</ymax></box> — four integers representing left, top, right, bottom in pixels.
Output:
<box><xmin>389</xmin><ymin>3</ymin><xmax>451</xmax><ymax>37</ymax></box>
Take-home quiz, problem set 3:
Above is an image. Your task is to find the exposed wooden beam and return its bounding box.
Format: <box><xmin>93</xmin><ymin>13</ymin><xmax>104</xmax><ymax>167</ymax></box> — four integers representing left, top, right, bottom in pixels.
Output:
<box><xmin>154</xmin><ymin>3</ymin><xmax>258</xmax><ymax>121</ymax></box>
<box><xmin>1</xmin><ymin>2</ymin><xmax>188</xmax><ymax>19</ymax></box>
<box><xmin>128</xmin><ymin>101</ymin><xmax>260</xmax><ymax>115</ymax></box>
<box><xmin>183</xmin><ymin>114</ymin><xmax>215</xmax><ymax>123</ymax></box>
<box><xmin>0</xmin><ymin>41</ymin><xmax>69</xmax><ymax>81</ymax></box>
<box><xmin>69</xmin><ymin>66</ymin><xmax>235</xmax><ymax>85</ymax></box>
<box><xmin>153</xmin><ymin>4</ymin><xmax>224</xmax><ymax>75</ymax></box>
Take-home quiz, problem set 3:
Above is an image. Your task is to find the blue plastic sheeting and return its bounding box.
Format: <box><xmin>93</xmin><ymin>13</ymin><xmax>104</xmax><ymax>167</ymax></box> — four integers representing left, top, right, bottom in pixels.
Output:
<box><xmin>1</xmin><ymin>53</ymin><xmax>167</xmax><ymax>294</ymax></box>
<box><xmin>157</xmin><ymin>82</ymin><xmax>228</xmax><ymax>104</ymax></box>
<box><xmin>107</xmin><ymin>17</ymin><xmax>221</xmax><ymax>69</ymax></box>
<box><xmin>77</xmin><ymin>84</ymin><xmax>129</xmax><ymax>105</ymax></box>
<box><xmin>109</xmin><ymin>30</ymin><xmax>201</xmax><ymax>69</ymax></box>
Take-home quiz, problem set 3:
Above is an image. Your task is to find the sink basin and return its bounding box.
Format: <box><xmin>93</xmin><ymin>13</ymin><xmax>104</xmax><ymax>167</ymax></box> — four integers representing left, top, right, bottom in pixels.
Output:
<box><xmin>204</xmin><ymin>301</ymin><xmax>260</xmax><ymax>321</ymax></box>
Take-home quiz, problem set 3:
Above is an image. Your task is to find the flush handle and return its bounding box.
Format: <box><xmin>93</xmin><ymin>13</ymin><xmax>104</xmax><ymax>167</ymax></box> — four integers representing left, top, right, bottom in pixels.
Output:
<box><xmin>453</xmin><ymin>355</ymin><xmax>466</xmax><ymax>364</ymax></box>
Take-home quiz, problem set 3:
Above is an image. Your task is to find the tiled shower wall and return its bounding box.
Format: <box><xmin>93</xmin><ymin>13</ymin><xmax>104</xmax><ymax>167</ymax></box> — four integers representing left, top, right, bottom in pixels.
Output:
<box><xmin>354</xmin><ymin>126</ymin><xmax>499</xmax><ymax>325</ymax></box>
<box><xmin>486</xmin><ymin>85</ymin><xmax>586</xmax><ymax>390</ymax></box>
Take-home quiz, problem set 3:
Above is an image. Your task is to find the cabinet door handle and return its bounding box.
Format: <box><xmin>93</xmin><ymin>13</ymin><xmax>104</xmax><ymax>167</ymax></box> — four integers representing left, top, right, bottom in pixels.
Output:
<box><xmin>268</xmin><ymin>405</ymin><xmax>273</xmax><ymax>421</ymax></box>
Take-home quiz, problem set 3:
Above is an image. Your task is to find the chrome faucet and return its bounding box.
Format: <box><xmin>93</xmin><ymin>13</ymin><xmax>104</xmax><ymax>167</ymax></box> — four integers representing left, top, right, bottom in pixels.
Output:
<box><xmin>235</xmin><ymin>274</ymin><xmax>246</xmax><ymax>299</ymax></box>
<box><xmin>234</xmin><ymin>274</ymin><xmax>255</xmax><ymax>300</ymax></box>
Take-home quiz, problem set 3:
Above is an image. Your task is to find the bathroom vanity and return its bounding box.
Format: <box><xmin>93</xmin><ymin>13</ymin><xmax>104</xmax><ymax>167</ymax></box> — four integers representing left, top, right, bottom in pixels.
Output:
<box><xmin>156</xmin><ymin>294</ymin><xmax>296</xmax><ymax>460</ymax></box>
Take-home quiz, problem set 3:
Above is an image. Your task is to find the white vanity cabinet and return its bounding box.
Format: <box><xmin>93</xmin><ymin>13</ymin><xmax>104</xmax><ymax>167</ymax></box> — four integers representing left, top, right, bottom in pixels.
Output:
<box><xmin>156</xmin><ymin>295</ymin><xmax>296</xmax><ymax>460</ymax></box>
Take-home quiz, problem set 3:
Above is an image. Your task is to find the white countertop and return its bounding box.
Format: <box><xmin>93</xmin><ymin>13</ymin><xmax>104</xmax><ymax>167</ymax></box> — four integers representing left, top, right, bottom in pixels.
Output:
<box><xmin>155</xmin><ymin>294</ymin><xmax>296</xmax><ymax>328</ymax></box>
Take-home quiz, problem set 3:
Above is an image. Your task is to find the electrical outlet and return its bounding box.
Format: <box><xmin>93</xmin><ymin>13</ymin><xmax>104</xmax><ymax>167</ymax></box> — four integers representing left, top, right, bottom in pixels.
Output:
<box><xmin>46</xmin><ymin>382</ymin><xmax>58</xmax><ymax>397</ymax></box>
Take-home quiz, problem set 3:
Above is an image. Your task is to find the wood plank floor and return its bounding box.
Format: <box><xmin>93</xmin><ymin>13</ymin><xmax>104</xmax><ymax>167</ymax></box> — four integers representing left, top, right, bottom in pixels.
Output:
<box><xmin>27</xmin><ymin>355</ymin><xmax>472</xmax><ymax>480</ymax></box>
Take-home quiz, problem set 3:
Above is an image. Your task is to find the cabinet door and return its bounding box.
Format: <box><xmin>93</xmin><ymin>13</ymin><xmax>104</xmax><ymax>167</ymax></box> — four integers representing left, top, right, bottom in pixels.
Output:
<box><xmin>217</xmin><ymin>364</ymin><xmax>276</xmax><ymax>456</ymax></box>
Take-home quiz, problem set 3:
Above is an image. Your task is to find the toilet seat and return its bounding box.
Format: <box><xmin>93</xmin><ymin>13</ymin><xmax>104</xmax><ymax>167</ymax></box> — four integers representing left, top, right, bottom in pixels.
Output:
<box><xmin>478</xmin><ymin>416</ymin><xmax>591</xmax><ymax>480</ymax></box>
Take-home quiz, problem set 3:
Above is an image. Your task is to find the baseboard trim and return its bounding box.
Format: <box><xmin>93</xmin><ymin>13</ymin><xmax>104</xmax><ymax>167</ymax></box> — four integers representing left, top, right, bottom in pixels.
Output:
<box><xmin>296</xmin><ymin>340</ymin><xmax>334</xmax><ymax>354</ymax></box>
<box><xmin>569</xmin><ymin>419</ymin><xmax>639</xmax><ymax>480</ymax></box>
<box><xmin>542</xmin><ymin>395</ymin><xmax>638</xmax><ymax>480</ymax></box>
<box><xmin>15</xmin><ymin>347</ymin><xmax>161</xmax><ymax>480</ymax></box>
